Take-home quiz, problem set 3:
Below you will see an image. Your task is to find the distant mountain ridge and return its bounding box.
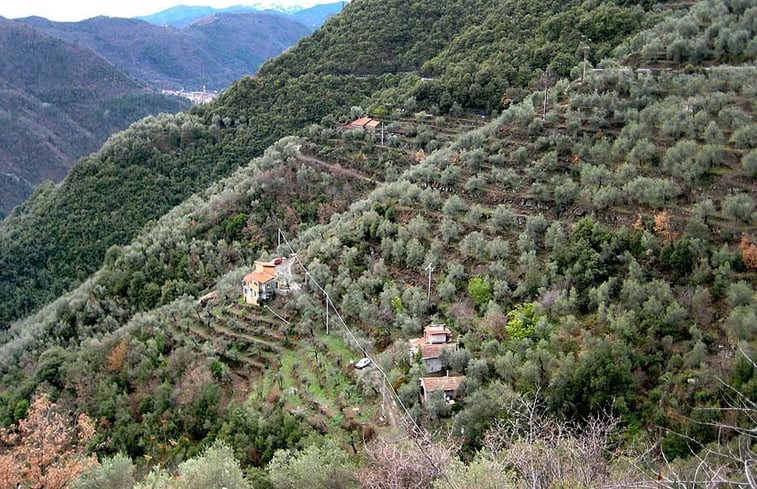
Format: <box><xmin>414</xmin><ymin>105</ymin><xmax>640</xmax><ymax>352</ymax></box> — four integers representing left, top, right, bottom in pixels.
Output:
<box><xmin>135</xmin><ymin>5</ymin><xmax>257</xmax><ymax>28</ymax></box>
<box><xmin>136</xmin><ymin>2</ymin><xmax>344</xmax><ymax>31</ymax></box>
<box><xmin>18</xmin><ymin>12</ymin><xmax>311</xmax><ymax>91</ymax></box>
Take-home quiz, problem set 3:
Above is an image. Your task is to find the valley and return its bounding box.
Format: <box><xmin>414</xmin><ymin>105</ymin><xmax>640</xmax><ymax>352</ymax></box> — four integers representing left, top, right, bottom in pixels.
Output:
<box><xmin>0</xmin><ymin>4</ymin><xmax>339</xmax><ymax>218</ymax></box>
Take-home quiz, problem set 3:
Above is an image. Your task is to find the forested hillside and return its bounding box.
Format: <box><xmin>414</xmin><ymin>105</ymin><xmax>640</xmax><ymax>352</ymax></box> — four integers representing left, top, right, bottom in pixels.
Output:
<box><xmin>19</xmin><ymin>13</ymin><xmax>311</xmax><ymax>90</ymax></box>
<box><xmin>264</xmin><ymin>0</ymin><xmax>653</xmax><ymax>111</ymax></box>
<box><xmin>0</xmin><ymin>19</ymin><xmax>189</xmax><ymax>216</ymax></box>
<box><xmin>0</xmin><ymin>0</ymin><xmax>754</xmax><ymax>488</ymax></box>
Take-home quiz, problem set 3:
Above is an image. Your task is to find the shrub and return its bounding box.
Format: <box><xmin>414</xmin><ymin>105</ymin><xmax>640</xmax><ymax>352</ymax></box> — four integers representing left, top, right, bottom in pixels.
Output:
<box><xmin>624</xmin><ymin>177</ymin><xmax>681</xmax><ymax>207</ymax></box>
<box><xmin>490</xmin><ymin>205</ymin><xmax>517</xmax><ymax>230</ymax></box>
<box><xmin>723</xmin><ymin>194</ymin><xmax>754</xmax><ymax>222</ymax></box>
<box><xmin>742</xmin><ymin>150</ymin><xmax>757</xmax><ymax>176</ymax></box>
<box><xmin>505</xmin><ymin>303</ymin><xmax>537</xmax><ymax>340</ymax></box>
<box><xmin>730</xmin><ymin>124</ymin><xmax>756</xmax><ymax>149</ymax></box>
<box><xmin>460</xmin><ymin>232</ymin><xmax>487</xmax><ymax>260</ymax></box>
<box><xmin>442</xmin><ymin>195</ymin><xmax>467</xmax><ymax>216</ymax></box>
<box><xmin>268</xmin><ymin>442</ymin><xmax>357</xmax><ymax>489</ymax></box>
<box><xmin>468</xmin><ymin>277</ymin><xmax>493</xmax><ymax>306</ymax></box>
<box><xmin>73</xmin><ymin>455</ymin><xmax>135</xmax><ymax>489</ymax></box>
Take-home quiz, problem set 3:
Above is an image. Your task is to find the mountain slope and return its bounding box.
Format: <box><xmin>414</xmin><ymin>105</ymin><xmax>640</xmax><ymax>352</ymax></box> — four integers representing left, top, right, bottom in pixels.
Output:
<box><xmin>0</xmin><ymin>19</ymin><xmax>189</xmax><ymax>216</ymax></box>
<box><xmin>18</xmin><ymin>13</ymin><xmax>311</xmax><ymax>90</ymax></box>
<box><xmin>265</xmin><ymin>0</ymin><xmax>651</xmax><ymax>111</ymax></box>
<box><xmin>0</xmin><ymin>0</ymin><xmax>754</xmax><ymax>485</ymax></box>
<box><xmin>0</xmin><ymin>71</ymin><xmax>378</xmax><ymax>326</ymax></box>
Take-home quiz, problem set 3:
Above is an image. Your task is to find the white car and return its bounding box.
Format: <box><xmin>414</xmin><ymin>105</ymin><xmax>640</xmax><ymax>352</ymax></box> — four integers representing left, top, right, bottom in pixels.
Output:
<box><xmin>354</xmin><ymin>357</ymin><xmax>372</xmax><ymax>369</ymax></box>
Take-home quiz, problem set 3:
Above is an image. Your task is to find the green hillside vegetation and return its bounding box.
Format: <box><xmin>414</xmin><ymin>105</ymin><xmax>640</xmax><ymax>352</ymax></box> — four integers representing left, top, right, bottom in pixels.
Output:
<box><xmin>0</xmin><ymin>19</ymin><xmax>190</xmax><ymax>215</ymax></box>
<box><xmin>0</xmin><ymin>73</ymin><xmax>381</xmax><ymax>326</ymax></box>
<box><xmin>0</xmin><ymin>0</ymin><xmax>755</xmax><ymax>487</ymax></box>
<box><xmin>264</xmin><ymin>0</ymin><xmax>656</xmax><ymax>111</ymax></box>
<box><xmin>0</xmin><ymin>0</ymin><xmax>659</xmax><ymax>326</ymax></box>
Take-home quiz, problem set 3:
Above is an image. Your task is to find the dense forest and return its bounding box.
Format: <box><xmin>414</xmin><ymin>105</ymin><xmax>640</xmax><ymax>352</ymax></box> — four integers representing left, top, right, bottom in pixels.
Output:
<box><xmin>0</xmin><ymin>0</ymin><xmax>754</xmax><ymax>488</ymax></box>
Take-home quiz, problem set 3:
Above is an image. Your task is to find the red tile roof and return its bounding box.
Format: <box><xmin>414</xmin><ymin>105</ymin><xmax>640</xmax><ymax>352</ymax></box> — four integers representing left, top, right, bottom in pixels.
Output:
<box><xmin>420</xmin><ymin>376</ymin><xmax>464</xmax><ymax>393</ymax></box>
<box><xmin>350</xmin><ymin>117</ymin><xmax>372</xmax><ymax>127</ymax></box>
<box><xmin>244</xmin><ymin>270</ymin><xmax>275</xmax><ymax>284</ymax></box>
<box><xmin>420</xmin><ymin>343</ymin><xmax>456</xmax><ymax>359</ymax></box>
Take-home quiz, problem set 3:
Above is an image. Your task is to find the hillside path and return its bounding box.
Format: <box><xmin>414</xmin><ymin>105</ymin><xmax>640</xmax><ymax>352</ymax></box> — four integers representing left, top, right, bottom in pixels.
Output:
<box><xmin>297</xmin><ymin>153</ymin><xmax>376</xmax><ymax>183</ymax></box>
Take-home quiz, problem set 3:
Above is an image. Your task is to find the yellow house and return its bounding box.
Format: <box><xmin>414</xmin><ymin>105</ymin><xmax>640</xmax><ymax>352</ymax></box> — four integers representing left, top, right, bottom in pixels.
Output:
<box><xmin>242</xmin><ymin>260</ymin><xmax>278</xmax><ymax>306</ymax></box>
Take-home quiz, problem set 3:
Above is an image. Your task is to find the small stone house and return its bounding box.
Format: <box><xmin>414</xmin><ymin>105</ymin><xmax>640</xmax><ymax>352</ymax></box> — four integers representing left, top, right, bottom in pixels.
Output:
<box><xmin>364</xmin><ymin>119</ymin><xmax>381</xmax><ymax>132</ymax></box>
<box><xmin>419</xmin><ymin>375</ymin><xmax>465</xmax><ymax>404</ymax></box>
<box><xmin>419</xmin><ymin>342</ymin><xmax>458</xmax><ymax>374</ymax></box>
<box><xmin>242</xmin><ymin>260</ymin><xmax>278</xmax><ymax>306</ymax></box>
<box><xmin>346</xmin><ymin>117</ymin><xmax>381</xmax><ymax>132</ymax></box>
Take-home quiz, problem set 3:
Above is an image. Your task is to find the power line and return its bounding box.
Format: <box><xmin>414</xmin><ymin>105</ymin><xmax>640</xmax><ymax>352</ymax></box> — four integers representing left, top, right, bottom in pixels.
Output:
<box><xmin>263</xmin><ymin>304</ymin><xmax>290</xmax><ymax>325</ymax></box>
<box><xmin>275</xmin><ymin>229</ymin><xmax>460</xmax><ymax>489</ymax></box>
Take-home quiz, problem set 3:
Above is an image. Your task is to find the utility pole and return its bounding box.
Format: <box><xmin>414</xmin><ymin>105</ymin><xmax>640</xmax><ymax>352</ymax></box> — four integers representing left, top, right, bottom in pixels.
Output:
<box><xmin>325</xmin><ymin>294</ymin><xmax>330</xmax><ymax>335</ymax></box>
<box><xmin>582</xmin><ymin>44</ymin><xmax>590</xmax><ymax>82</ymax></box>
<box><xmin>542</xmin><ymin>70</ymin><xmax>551</xmax><ymax>121</ymax></box>
<box><xmin>425</xmin><ymin>262</ymin><xmax>435</xmax><ymax>306</ymax></box>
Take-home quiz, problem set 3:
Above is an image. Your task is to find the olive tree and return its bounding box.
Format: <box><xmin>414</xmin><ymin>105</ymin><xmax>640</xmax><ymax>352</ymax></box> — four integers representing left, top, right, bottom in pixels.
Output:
<box><xmin>268</xmin><ymin>442</ymin><xmax>357</xmax><ymax>489</ymax></box>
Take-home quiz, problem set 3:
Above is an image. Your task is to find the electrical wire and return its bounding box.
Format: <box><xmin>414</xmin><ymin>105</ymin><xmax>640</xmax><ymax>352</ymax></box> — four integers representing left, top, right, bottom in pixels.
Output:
<box><xmin>275</xmin><ymin>228</ymin><xmax>460</xmax><ymax>489</ymax></box>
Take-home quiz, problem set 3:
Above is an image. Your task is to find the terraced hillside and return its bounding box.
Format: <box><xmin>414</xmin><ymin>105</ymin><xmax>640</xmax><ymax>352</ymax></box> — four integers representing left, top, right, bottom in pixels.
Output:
<box><xmin>0</xmin><ymin>0</ymin><xmax>754</xmax><ymax>487</ymax></box>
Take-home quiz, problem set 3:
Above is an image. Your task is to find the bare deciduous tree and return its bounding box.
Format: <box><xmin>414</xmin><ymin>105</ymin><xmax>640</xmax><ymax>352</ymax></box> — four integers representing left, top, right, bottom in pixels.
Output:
<box><xmin>614</xmin><ymin>347</ymin><xmax>756</xmax><ymax>489</ymax></box>
<box><xmin>360</xmin><ymin>430</ymin><xmax>457</xmax><ymax>489</ymax></box>
<box><xmin>0</xmin><ymin>395</ymin><xmax>96</xmax><ymax>489</ymax></box>
<box><xmin>481</xmin><ymin>393</ymin><xmax>621</xmax><ymax>489</ymax></box>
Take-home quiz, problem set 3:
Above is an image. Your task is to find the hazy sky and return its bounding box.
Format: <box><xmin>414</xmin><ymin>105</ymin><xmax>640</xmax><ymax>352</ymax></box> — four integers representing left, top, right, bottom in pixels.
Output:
<box><xmin>0</xmin><ymin>1</ymin><xmax>337</xmax><ymax>22</ymax></box>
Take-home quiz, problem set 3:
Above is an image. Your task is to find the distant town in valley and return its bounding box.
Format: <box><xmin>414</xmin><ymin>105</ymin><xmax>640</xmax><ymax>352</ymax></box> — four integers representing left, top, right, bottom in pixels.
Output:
<box><xmin>161</xmin><ymin>87</ymin><xmax>218</xmax><ymax>104</ymax></box>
